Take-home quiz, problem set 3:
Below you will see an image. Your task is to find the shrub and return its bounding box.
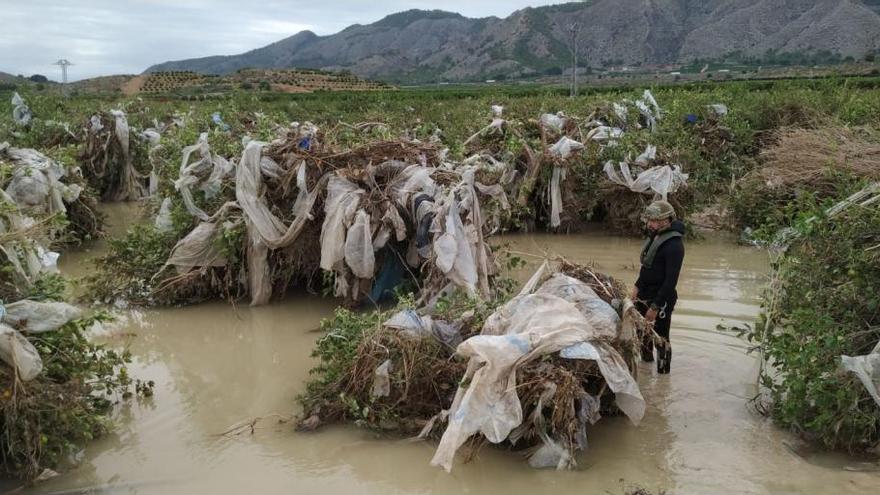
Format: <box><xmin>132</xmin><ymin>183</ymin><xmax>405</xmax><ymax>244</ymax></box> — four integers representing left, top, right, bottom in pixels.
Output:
<box><xmin>749</xmin><ymin>205</ymin><xmax>880</xmax><ymax>452</ymax></box>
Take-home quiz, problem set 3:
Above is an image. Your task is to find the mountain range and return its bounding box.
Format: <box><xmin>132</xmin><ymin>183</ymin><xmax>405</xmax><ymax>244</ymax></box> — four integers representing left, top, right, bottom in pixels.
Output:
<box><xmin>147</xmin><ymin>0</ymin><xmax>880</xmax><ymax>83</ymax></box>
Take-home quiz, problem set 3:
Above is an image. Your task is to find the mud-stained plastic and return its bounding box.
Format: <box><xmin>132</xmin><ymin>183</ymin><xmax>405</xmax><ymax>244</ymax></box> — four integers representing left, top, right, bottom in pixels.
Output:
<box><xmin>841</xmin><ymin>341</ymin><xmax>880</xmax><ymax>408</ymax></box>
<box><xmin>2</xmin><ymin>300</ymin><xmax>82</xmax><ymax>334</ymax></box>
<box><xmin>0</xmin><ymin>323</ymin><xmax>42</xmax><ymax>381</ymax></box>
<box><xmin>603</xmin><ymin>162</ymin><xmax>689</xmax><ymax>200</ymax></box>
<box><xmin>430</xmin><ymin>268</ymin><xmax>646</xmax><ymax>472</ymax></box>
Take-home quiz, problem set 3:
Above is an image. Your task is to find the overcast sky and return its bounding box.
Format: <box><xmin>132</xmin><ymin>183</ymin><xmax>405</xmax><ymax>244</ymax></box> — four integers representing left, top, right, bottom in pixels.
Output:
<box><xmin>0</xmin><ymin>0</ymin><xmax>563</xmax><ymax>81</ymax></box>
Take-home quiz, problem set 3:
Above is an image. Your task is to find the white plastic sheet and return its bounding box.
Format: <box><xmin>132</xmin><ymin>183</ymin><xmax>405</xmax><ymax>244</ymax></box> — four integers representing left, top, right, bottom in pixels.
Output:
<box><xmin>176</xmin><ymin>133</ymin><xmax>233</xmax><ymax>220</ymax></box>
<box><xmin>434</xmin><ymin>195</ymin><xmax>478</xmax><ymax>296</ymax></box>
<box><xmin>536</xmin><ymin>274</ymin><xmax>619</xmax><ymax>339</ymax></box>
<box><xmin>320</xmin><ymin>176</ymin><xmax>364</xmax><ymax>271</ymax></box>
<box><xmin>635</xmin><ymin>145</ymin><xmax>657</xmax><ymax>166</ymax></box>
<box><xmin>2</xmin><ymin>145</ymin><xmax>77</xmax><ymax>215</ymax></box>
<box><xmin>11</xmin><ymin>93</ymin><xmax>31</xmax><ymax>126</ymax></box>
<box><xmin>540</xmin><ymin>113</ymin><xmax>567</xmax><ymax>134</ymax></box>
<box><xmin>708</xmin><ymin>104</ymin><xmax>729</xmax><ymax>117</ymax></box>
<box><xmin>344</xmin><ymin>209</ymin><xmax>375</xmax><ymax>279</ymax></box>
<box><xmin>155</xmin><ymin>198</ymin><xmax>174</xmax><ymax>233</ymax></box>
<box><xmin>236</xmin><ymin>141</ymin><xmax>327</xmax><ymax>305</ymax></box>
<box><xmin>603</xmin><ymin>162</ymin><xmax>689</xmax><ymax>200</ymax></box>
<box><xmin>549</xmin><ymin>136</ymin><xmax>584</xmax><ymax>159</ymax></box>
<box><xmin>371</xmin><ymin>359</ymin><xmax>393</xmax><ymax>398</ymax></box>
<box><xmin>841</xmin><ymin>341</ymin><xmax>880</xmax><ymax>408</ymax></box>
<box><xmin>587</xmin><ymin>126</ymin><xmax>624</xmax><ymax>143</ymax></box>
<box><xmin>2</xmin><ymin>300</ymin><xmax>82</xmax><ymax>333</ymax></box>
<box><xmin>549</xmin><ymin>166</ymin><xmax>566</xmax><ymax>228</ymax></box>
<box><xmin>0</xmin><ymin>323</ymin><xmax>42</xmax><ymax>381</ymax></box>
<box><xmin>166</xmin><ymin>221</ymin><xmax>228</xmax><ymax>273</ymax></box>
<box><xmin>431</xmin><ymin>270</ymin><xmax>645</xmax><ymax>472</ymax></box>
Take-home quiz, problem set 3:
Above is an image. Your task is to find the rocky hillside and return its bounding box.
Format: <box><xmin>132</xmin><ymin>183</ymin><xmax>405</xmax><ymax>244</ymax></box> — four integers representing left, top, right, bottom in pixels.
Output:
<box><xmin>146</xmin><ymin>1</ymin><xmax>880</xmax><ymax>83</ymax></box>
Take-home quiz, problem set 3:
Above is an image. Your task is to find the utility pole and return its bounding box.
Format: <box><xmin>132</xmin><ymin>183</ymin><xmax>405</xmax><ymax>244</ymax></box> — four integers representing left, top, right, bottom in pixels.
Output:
<box><xmin>568</xmin><ymin>23</ymin><xmax>579</xmax><ymax>98</ymax></box>
<box><xmin>53</xmin><ymin>59</ymin><xmax>73</xmax><ymax>96</ymax></box>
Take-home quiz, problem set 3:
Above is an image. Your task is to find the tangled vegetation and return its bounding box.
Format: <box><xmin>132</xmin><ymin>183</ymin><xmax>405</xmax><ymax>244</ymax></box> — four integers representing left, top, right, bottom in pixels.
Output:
<box><xmin>749</xmin><ymin>204</ymin><xmax>880</xmax><ymax>452</ymax></box>
<box><xmin>298</xmin><ymin>260</ymin><xmax>647</xmax><ymax>468</ymax></box>
<box><xmin>1</xmin><ymin>310</ymin><xmax>152</xmax><ymax>480</ymax></box>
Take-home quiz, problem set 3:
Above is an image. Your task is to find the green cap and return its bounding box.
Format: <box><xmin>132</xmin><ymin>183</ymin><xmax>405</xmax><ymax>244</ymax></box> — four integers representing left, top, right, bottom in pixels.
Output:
<box><xmin>644</xmin><ymin>200</ymin><xmax>676</xmax><ymax>221</ymax></box>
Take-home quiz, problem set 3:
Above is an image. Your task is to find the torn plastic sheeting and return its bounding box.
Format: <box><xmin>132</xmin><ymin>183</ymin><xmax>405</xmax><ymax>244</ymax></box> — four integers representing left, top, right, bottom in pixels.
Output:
<box><xmin>612</xmin><ymin>102</ymin><xmax>628</xmax><ymax>123</ymax></box>
<box><xmin>235</xmin><ymin>142</ymin><xmax>330</xmax><ymax>305</ymax></box>
<box><xmin>635</xmin><ymin>100</ymin><xmax>657</xmax><ymax>132</ymax></box>
<box><xmin>320</xmin><ymin>176</ymin><xmax>364</xmax><ymax>271</ymax></box>
<box><xmin>237</xmin><ymin>141</ymin><xmax>327</xmax><ymax>244</ymax></box>
<box><xmin>0</xmin><ymin>191</ymin><xmax>51</xmax><ymax>287</ymax></box>
<box><xmin>635</xmin><ymin>145</ymin><xmax>657</xmax><ymax>166</ymax></box>
<box><xmin>587</xmin><ymin>126</ymin><xmax>624</xmax><ymax>142</ymax></box>
<box><xmin>371</xmin><ymin>359</ymin><xmax>393</xmax><ymax>398</ymax></box>
<box><xmin>290</xmin><ymin>161</ymin><xmax>311</xmax><ymax>216</ymax></box>
<box><xmin>389</xmin><ymin>165</ymin><xmax>436</xmax><ymax>209</ymax></box>
<box><xmin>176</xmin><ymin>133</ymin><xmax>228</xmax><ymax>221</ymax></box>
<box><xmin>603</xmin><ymin>162</ymin><xmax>688</xmax><ymax>200</ymax></box>
<box><xmin>344</xmin><ymin>209</ymin><xmax>375</xmax><ymax>279</ymax></box>
<box><xmin>464</xmin><ymin>119</ymin><xmax>507</xmax><ymax>146</ymax></box>
<box><xmin>708</xmin><ymin>104</ymin><xmax>728</xmax><ymax>117</ymax></box>
<box><xmin>2</xmin><ymin>300</ymin><xmax>82</xmax><ymax>333</ymax></box>
<box><xmin>549</xmin><ymin>166</ymin><xmax>566</xmax><ymax>228</ymax></box>
<box><xmin>641</xmin><ymin>90</ymin><xmax>661</xmax><ymax>118</ymax></box>
<box><xmin>540</xmin><ymin>113</ymin><xmax>567</xmax><ymax>134</ymax></box>
<box><xmin>155</xmin><ymin>197</ymin><xmax>174</xmax><ymax>233</ymax></box>
<box><xmin>384</xmin><ymin>309</ymin><xmax>434</xmax><ymax>337</ymax></box>
<box><xmin>549</xmin><ymin>136</ymin><xmax>584</xmax><ymax>159</ymax></box>
<box><xmin>841</xmin><ymin>341</ymin><xmax>880</xmax><ymax>408</ymax></box>
<box><xmin>559</xmin><ymin>341</ymin><xmax>645</xmax><ymax>423</ymax></box>
<box><xmin>536</xmin><ymin>273</ymin><xmax>619</xmax><ymax>340</ymax></box>
<box><xmin>11</xmin><ymin>93</ymin><xmax>31</xmax><ymax>126</ymax></box>
<box><xmin>434</xmin><ymin>195</ymin><xmax>478</xmax><ymax>296</ymax></box>
<box><xmin>454</xmin><ymin>169</ymin><xmax>492</xmax><ymax>298</ymax></box>
<box><xmin>140</xmin><ymin>129</ymin><xmax>161</xmax><ymax>147</ymax></box>
<box><xmin>2</xmin><ymin>145</ymin><xmax>74</xmax><ymax>215</ymax></box>
<box><xmin>165</xmin><ymin>221</ymin><xmax>228</xmax><ymax>273</ymax></box>
<box><xmin>474</xmin><ymin>182</ymin><xmax>510</xmax><ymax>210</ymax></box>
<box><xmin>110</xmin><ymin>110</ymin><xmax>130</xmax><ymax>158</ymax></box>
<box><xmin>0</xmin><ymin>323</ymin><xmax>42</xmax><ymax>381</ymax></box>
<box><xmin>431</xmin><ymin>292</ymin><xmax>609</xmax><ymax>472</ymax></box>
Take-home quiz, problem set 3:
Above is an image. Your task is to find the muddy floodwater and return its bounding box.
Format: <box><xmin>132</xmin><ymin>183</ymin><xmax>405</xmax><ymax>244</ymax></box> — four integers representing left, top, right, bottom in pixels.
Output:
<box><xmin>27</xmin><ymin>206</ymin><xmax>880</xmax><ymax>494</ymax></box>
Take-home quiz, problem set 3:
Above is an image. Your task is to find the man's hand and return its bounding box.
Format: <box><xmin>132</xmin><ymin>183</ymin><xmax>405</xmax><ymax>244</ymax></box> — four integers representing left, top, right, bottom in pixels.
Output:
<box><xmin>645</xmin><ymin>307</ymin><xmax>658</xmax><ymax>323</ymax></box>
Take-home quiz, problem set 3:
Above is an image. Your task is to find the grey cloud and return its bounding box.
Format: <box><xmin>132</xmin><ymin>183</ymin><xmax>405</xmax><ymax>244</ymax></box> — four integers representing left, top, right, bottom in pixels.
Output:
<box><xmin>0</xmin><ymin>0</ymin><xmax>559</xmax><ymax>80</ymax></box>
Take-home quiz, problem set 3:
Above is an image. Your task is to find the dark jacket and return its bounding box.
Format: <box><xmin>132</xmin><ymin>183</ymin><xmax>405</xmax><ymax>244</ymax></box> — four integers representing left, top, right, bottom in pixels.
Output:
<box><xmin>636</xmin><ymin>220</ymin><xmax>685</xmax><ymax>310</ymax></box>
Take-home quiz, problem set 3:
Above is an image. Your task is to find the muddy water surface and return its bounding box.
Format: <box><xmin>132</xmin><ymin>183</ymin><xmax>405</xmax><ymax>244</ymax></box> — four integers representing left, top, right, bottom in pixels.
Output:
<box><xmin>31</xmin><ymin>211</ymin><xmax>880</xmax><ymax>494</ymax></box>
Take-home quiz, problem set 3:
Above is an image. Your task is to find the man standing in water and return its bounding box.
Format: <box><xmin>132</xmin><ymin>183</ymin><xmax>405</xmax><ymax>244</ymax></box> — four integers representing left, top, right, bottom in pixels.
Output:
<box><xmin>630</xmin><ymin>200</ymin><xmax>685</xmax><ymax>374</ymax></box>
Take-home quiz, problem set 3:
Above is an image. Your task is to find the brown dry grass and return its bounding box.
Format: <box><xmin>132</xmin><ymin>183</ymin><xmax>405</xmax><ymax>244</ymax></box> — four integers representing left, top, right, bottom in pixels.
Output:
<box><xmin>752</xmin><ymin>127</ymin><xmax>880</xmax><ymax>194</ymax></box>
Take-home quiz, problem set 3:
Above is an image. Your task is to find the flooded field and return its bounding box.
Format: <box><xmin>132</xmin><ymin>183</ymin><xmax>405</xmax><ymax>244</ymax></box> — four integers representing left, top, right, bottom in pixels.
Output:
<box><xmin>25</xmin><ymin>208</ymin><xmax>880</xmax><ymax>494</ymax></box>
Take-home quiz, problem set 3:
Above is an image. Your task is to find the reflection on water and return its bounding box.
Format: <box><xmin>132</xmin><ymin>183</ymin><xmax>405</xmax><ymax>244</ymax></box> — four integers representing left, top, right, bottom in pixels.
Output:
<box><xmin>28</xmin><ymin>227</ymin><xmax>880</xmax><ymax>495</ymax></box>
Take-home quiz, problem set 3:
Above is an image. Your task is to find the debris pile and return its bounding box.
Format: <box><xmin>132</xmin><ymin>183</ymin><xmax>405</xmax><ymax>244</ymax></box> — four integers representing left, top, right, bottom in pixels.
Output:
<box><xmin>298</xmin><ymin>261</ymin><xmax>650</xmax><ymax>471</ymax></box>
<box><xmin>79</xmin><ymin>110</ymin><xmax>153</xmax><ymax>201</ymax></box>
<box><xmin>97</xmin><ymin>125</ymin><xmax>507</xmax><ymax>306</ymax></box>
<box><xmin>1</xmin><ymin>142</ymin><xmax>103</xmax><ymax>247</ymax></box>
<box><xmin>89</xmin><ymin>90</ymin><xmax>697</xmax><ymax>306</ymax></box>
